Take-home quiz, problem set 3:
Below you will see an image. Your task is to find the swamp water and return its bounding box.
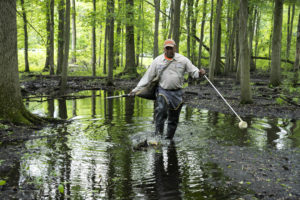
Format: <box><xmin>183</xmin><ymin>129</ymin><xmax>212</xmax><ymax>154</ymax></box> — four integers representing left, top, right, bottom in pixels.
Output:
<box><xmin>2</xmin><ymin>90</ymin><xmax>300</xmax><ymax>199</ymax></box>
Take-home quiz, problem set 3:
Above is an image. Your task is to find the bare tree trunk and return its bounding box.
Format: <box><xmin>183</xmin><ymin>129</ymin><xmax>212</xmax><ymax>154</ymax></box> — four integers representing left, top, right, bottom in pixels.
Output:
<box><xmin>239</xmin><ymin>0</ymin><xmax>252</xmax><ymax>104</ymax></box>
<box><xmin>168</xmin><ymin>0</ymin><xmax>174</xmax><ymax>39</ymax></box>
<box><xmin>254</xmin><ymin>9</ymin><xmax>261</xmax><ymax>67</ymax></box>
<box><xmin>44</xmin><ymin>0</ymin><xmax>54</xmax><ymax>75</ymax></box>
<box><xmin>123</xmin><ymin>0</ymin><xmax>137</xmax><ymax>76</ymax></box>
<box><xmin>270</xmin><ymin>0</ymin><xmax>283</xmax><ymax>87</ymax></box>
<box><xmin>248</xmin><ymin>5</ymin><xmax>256</xmax><ymax>71</ymax></box>
<box><xmin>115</xmin><ymin>0</ymin><xmax>122</xmax><ymax>67</ymax></box>
<box><xmin>0</xmin><ymin>0</ymin><xmax>42</xmax><ymax>124</ymax></box>
<box><xmin>209</xmin><ymin>0</ymin><xmax>214</xmax><ymax>57</ymax></box>
<box><xmin>186</xmin><ymin>0</ymin><xmax>192</xmax><ymax>59</ymax></box>
<box><xmin>293</xmin><ymin>14</ymin><xmax>300</xmax><ymax>86</ymax></box>
<box><xmin>92</xmin><ymin>0</ymin><xmax>96</xmax><ymax>76</ymax></box>
<box><xmin>56</xmin><ymin>0</ymin><xmax>65</xmax><ymax>75</ymax></box>
<box><xmin>209</xmin><ymin>0</ymin><xmax>222</xmax><ymax>82</ymax></box>
<box><xmin>286</xmin><ymin>4</ymin><xmax>295</xmax><ymax>65</ymax></box>
<box><xmin>21</xmin><ymin>0</ymin><xmax>29</xmax><ymax>72</ymax></box>
<box><xmin>107</xmin><ymin>0</ymin><xmax>114</xmax><ymax>85</ymax></box>
<box><xmin>71</xmin><ymin>0</ymin><xmax>76</xmax><ymax>63</ymax></box>
<box><xmin>198</xmin><ymin>0</ymin><xmax>207</xmax><ymax>68</ymax></box>
<box><xmin>60</xmin><ymin>0</ymin><xmax>70</xmax><ymax>94</ymax></box>
<box><xmin>103</xmin><ymin>15</ymin><xmax>108</xmax><ymax>74</ymax></box>
<box><xmin>191</xmin><ymin>0</ymin><xmax>199</xmax><ymax>64</ymax></box>
<box><xmin>153</xmin><ymin>0</ymin><xmax>160</xmax><ymax>58</ymax></box>
<box><xmin>173</xmin><ymin>0</ymin><xmax>181</xmax><ymax>51</ymax></box>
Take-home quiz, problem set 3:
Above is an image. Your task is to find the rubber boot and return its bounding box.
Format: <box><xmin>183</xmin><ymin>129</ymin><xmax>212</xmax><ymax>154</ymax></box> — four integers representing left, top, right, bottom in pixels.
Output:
<box><xmin>155</xmin><ymin>95</ymin><xmax>168</xmax><ymax>136</ymax></box>
<box><xmin>165</xmin><ymin>104</ymin><xmax>182</xmax><ymax>139</ymax></box>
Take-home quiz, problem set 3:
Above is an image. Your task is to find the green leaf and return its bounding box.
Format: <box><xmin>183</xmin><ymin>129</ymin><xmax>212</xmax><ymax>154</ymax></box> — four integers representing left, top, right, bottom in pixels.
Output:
<box><xmin>58</xmin><ymin>184</ymin><xmax>64</xmax><ymax>194</ymax></box>
<box><xmin>0</xmin><ymin>180</ymin><xmax>6</xmax><ymax>186</ymax></box>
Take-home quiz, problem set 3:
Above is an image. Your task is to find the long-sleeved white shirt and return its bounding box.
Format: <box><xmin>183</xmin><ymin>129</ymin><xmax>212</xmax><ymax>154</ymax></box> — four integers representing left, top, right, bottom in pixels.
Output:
<box><xmin>132</xmin><ymin>53</ymin><xmax>200</xmax><ymax>92</ymax></box>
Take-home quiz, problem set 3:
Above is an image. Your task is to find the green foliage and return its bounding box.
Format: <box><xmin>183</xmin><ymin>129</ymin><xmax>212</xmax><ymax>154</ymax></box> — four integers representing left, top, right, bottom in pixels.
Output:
<box><xmin>58</xmin><ymin>184</ymin><xmax>64</xmax><ymax>194</ymax></box>
<box><xmin>0</xmin><ymin>180</ymin><xmax>6</xmax><ymax>186</ymax></box>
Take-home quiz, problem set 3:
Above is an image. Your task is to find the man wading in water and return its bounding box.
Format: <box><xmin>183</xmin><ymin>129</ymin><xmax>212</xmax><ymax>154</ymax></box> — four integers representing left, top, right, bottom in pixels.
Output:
<box><xmin>130</xmin><ymin>39</ymin><xmax>206</xmax><ymax>139</ymax></box>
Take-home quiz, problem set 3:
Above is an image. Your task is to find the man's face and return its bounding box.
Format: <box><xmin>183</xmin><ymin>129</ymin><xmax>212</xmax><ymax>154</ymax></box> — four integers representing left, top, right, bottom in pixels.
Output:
<box><xmin>164</xmin><ymin>46</ymin><xmax>176</xmax><ymax>58</ymax></box>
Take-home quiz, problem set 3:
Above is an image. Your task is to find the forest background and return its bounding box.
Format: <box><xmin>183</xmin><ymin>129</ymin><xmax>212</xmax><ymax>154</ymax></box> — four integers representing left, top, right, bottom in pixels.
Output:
<box><xmin>1</xmin><ymin>0</ymin><xmax>300</xmax><ymax>124</ymax></box>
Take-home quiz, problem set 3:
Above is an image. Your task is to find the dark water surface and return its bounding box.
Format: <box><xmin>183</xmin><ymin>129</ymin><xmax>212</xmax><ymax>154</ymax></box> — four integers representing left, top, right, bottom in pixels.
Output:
<box><xmin>6</xmin><ymin>90</ymin><xmax>300</xmax><ymax>199</ymax></box>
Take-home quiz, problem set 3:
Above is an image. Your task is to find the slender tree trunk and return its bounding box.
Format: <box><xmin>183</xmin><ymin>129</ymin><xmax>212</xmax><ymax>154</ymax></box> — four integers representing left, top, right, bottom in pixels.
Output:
<box><xmin>103</xmin><ymin>16</ymin><xmax>108</xmax><ymax>74</ymax></box>
<box><xmin>239</xmin><ymin>0</ymin><xmax>252</xmax><ymax>104</ymax></box>
<box><xmin>21</xmin><ymin>0</ymin><xmax>29</xmax><ymax>72</ymax></box>
<box><xmin>293</xmin><ymin>14</ymin><xmax>300</xmax><ymax>86</ymax></box>
<box><xmin>44</xmin><ymin>0</ymin><xmax>54</xmax><ymax>75</ymax></box>
<box><xmin>153</xmin><ymin>0</ymin><xmax>160</xmax><ymax>59</ymax></box>
<box><xmin>57</xmin><ymin>0</ymin><xmax>65</xmax><ymax>75</ymax></box>
<box><xmin>224</xmin><ymin>0</ymin><xmax>234</xmax><ymax>75</ymax></box>
<box><xmin>191</xmin><ymin>0</ymin><xmax>199</xmax><ymax>64</ymax></box>
<box><xmin>186</xmin><ymin>0</ymin><xmax>192</xmax><ymax>59</ymax></box>
<box><xmin>198</xmin><ymin>0</ymin><xmax>207</xmax><ymax>68</ymax></box>
<box><xmin>270</xmin><ymin>0</ymin><xmax>283</xmax><ymax>86</ymax></box>
<box><xmin>136</xmin><ymin>0</ymin><xmax>142</xmax><ymax>66</ymax></box>
<box><xmin>60</xmin><ymin>0</ymin><xmax>71</xmax><ymax>94</ymax></box>
<box><xmin>168</xmin><ymin>0</ymin><xmax>174</xmax><ymax>39</ymax></box>
<box><xmin>71</xmin><ymin>0</ymin><xmax>76</xmax><ymax>63</ymax></box>
<box><xmin>209</xmin><ymin>0</ymin><xmax>214</xmax><ymax>57</ymax></box>
<box><xmin>98</xmin><ymin>24</ymin><xmax>102</xmax><ymax>68</ymax></box>
<box><xmin>173</xmin><ymin>0</ymin><xmax>181</xmax><ymax>51</ymax></box>
<box><xmin>92</xmin><ymin>0</ymin><xmax>96</xmax><ymax>76</ymax></box>
<box><xmin>0</xmin><ymin>0</ymin><xmax>42</xmax><ymax>124</ymax></box>
<box><xmin>107</xmin><ymin>0</ymin><xmax>114</xmax><ymax>85</ymax></box>
<box><xmin>209</xmin><ymin>0</ymin><xmax>222</xmax><ymax>81</ymax></box>
<box><xmin>254</xmin><ymin>9</ymin><xmax>261</xmax><ymax>67</ymax></box>
<box><xmin>123</xmin><ymin>0</ymin><xmax>137</xmax><ymax>76</ymax></box>
<box><xmin>286</xmin><ymin>4</ymin><xmax>295</xmax><ymax>65</ymax></box>
<box><xmin>115</xmin><ymin>0</ymin><xmax>122</xmax><ymax>67</ymax></box>
<box><xmin>249</xmin><ymin>5</ymin><xmax>256</xmax><ymax>71</ymax></box>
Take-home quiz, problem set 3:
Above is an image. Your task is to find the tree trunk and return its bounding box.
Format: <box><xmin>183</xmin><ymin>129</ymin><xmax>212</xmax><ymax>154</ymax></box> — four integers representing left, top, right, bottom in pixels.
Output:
<box><xmin>224</xmin><ymin>0</ymin><xmax>234</xmax><ymax>75</ymax></box>
<box><xmin>286</xmin><ymin>4</ymin><xmax>295</xmax><ymax>65</ymax></box>
<box><xmin>103</xmin><ymin>14</ymin><xmax>108</xmax><ymax>74</ymax></box>
<box><xmin>270</xmin><ymin>0</ymin><xmax>283</xmax><ymax>87</ymax></box>
<box><xmin>191</xmin><ymin>0</ymin><xmax>199</xmax><ymax>64</ymax></box>
<box><xmin>209</xmin><ymin>0</ymin><xmax>214</xmax><ymax>57</ymax></box>
<box><xmin>107</xmin><ymin>0</ymin><xmax>114</xmax><ymax>85</ymax></box>
<box><xmin>44</xmin><ymin>0</ymin><xmax>54</xmax><ymax>75</ymax></box>
<box><xmin>153</xmin><ymin>0</ymin><xmax>160</xmax><ymax>59</ymax></box>
<box><xmin>173</xmin><ymin>0</ymin><xmax>181</xmax><ymax>51</ymax></box>
<box><xmin>60</xmin><ymin>0</ymin><xmax>71</xmax><ymax>95</ymax></box>
<box><xmin>0</xmin><ymin>0</ymin><xmax>42</xmax><ymax>124</ymax></box>
<box><xmin>21</xmin><ymin>0</ymin><xmax>29</xmax><ymax>72</ymax></box>
<box><xmin>92</xmin><ymin>0</ymin><xmax>96</xmax><ymax>76</ymax></box>
<box><xmin>254</xmin><ymin>9</ymin><xmax>261</xmax><ymax>67</ymax></box>
<box><xmin>186</xmin><ymin>0</ymin><xmax>192</xmax><ymax>59</ymax></box>
<box><xmin>209</xmin><ymin>0</ymin><xmax>222</xmax><ymax>82</ymax></box>
<box><xmin>248</xmin><ymin>5</ymin><xmax>256</xmax><ymax>71</ymax></box>
<box><xmin>123</xmin><ymin>0</ymin><xmax>137</xmax><ymax>76</ymax></box>
<box><xmin>293</xmin><ymin>14</ymin><xmax>300</xmax><ymax>86</ymax></box>
<box><xmin>57</xmin><ymin>0</ymin><xmax>65</xmax><ymax>75</ymax></box>
<box><xmin>71</xmin><ymin>0</ymin><xmax>76</xmax><ymax>63</ymax></box>
<box><xmin>115</xmin><ymin>0</ymin><xmax>122</xmax><ymax>67</ymax></box>
<box><xmin>239</xmin><ymin>0</ymin><xmax>252</xmax><ymax>104</ymax></box>
<box><xmin>168</xmin><ymin>0</ymin><xmax>174</xmax><ymax>39</ymax></box>
<box><xmin>198</xmin><ymin>0</ymin><xmax>207</xmax><ymax>68</ymax></box>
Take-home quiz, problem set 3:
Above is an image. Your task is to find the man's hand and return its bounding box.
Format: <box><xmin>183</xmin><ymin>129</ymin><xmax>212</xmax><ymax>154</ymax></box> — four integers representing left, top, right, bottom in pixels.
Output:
<box><xmin>129</xmin><ymin>91</ymin><xmax>136</xmax><ymax>96</ymax></box>
<box><xmin>199</xmin><ymin>68</ymin><xmax>206</xmax><ymax>76</ymax></box>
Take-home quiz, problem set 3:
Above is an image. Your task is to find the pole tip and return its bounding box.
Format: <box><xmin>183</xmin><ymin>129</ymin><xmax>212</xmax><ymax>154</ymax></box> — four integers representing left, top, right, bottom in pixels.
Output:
<box><xmin>239</xmin><ymin>121</ymin><xmax>248</xmax><ymax>129</ymax></box>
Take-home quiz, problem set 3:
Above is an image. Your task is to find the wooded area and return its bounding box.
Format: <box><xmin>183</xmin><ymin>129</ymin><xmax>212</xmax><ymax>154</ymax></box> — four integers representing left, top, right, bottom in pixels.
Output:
<box><xmin>1</xmin><ymin>0</ymin><xmax>300</xmax><ymax>124</ymax></box>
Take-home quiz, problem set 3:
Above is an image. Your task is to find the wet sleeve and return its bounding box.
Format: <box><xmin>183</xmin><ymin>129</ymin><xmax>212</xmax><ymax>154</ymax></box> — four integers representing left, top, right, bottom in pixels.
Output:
<box><xmin>132</xmin><ymin>61</ymin><xmax>157</xmax><ymax>93</ymax></box>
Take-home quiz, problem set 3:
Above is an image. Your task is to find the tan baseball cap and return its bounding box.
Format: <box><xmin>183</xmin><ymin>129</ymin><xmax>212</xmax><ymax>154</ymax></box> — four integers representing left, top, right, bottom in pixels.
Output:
<box><xmin>164</xmin><ymin>39</ymin><xmax>176</xmax><ymax>48</ymax></box>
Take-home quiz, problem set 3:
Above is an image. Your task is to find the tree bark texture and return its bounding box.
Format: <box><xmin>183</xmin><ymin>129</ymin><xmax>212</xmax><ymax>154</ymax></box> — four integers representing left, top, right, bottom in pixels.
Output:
<box><xmin>21</xmin><ymin>0</ymin><xmax>29</xmax><ymax>72</ymax></box>
<box><xmin>198</xmin><ymin>0</ymin><xmax>207</xmax><ymax>68</ymax></box>
<box><xmin>286</xmin><ymin>4</ymin><xmax>295</xmax><ymax>63</ymax></box>
<box><xmin>60</xmin><ymin>0</ymin><xmax>71</xmax><ymax>94</ymax></box>
<box><xmin>239</xmin><ymin>0</ymin><xmax>252</xmax><ymax>104</ymax></box>
<box><xmin>0</xmin><ymin>0</ymin><xmax>42</xmax><ymax>124</ymax></box>
<box><xmin>124</xmin><ymin>0</ymin><xmax>136</xmax><ymax>75</ymax></box>
<box><xmin>209</xmin><ymin>0</ymin><xmax>222</xmax><ymax>81</ymax></box>
<box><xmin>57</xmin><ymin>0</ymin><xmax>65</xmax><ymax>75</ymax></box>
<box><xmin>270</xmin><ymin>0</ymin><xmax>283</xmax><ymax>86</ymax></box>
<box><xmin>71</xmin><ymin>0</ymin><xmax>77</xmax><ymax>63</ymax></box>
<box><xmin>107</xmin><ymin>0</ymin><xmax>114</xmax><ymax>85</ymax></box>
<box><xmin>293</xmin><ymin>14</ymin><xmax>300</xmax><ymax>85</ymax></box>
<box><xmin>173</xmin><ymin>0</ymin><xmax>181</xmax><ymax>51</ymax></box>
<box><xmin>44</xmin><ymin>0</ymin><xmax>55</xmax><ymax>74</ymax></box>
<box><xmin>153</xmin><ymin>0</ymin><xmax>160</xmax><ymax>59</ymax></box>
<box><xmin>92</xmin><ymin>0</ymin><xmax>96</xmax><ymax>76</ymax></box>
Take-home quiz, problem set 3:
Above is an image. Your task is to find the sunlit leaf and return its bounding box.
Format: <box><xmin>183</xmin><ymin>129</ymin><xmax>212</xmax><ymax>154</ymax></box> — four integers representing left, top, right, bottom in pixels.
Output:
<box><xmin>58</xmin><ymin>184</ymin><xmax>64</xmax><ymax>194</ymax></box>
<box><xmin>0</xmin><ymin>180</ymin><xmax>6</xmax><ymax>186</ymax></box>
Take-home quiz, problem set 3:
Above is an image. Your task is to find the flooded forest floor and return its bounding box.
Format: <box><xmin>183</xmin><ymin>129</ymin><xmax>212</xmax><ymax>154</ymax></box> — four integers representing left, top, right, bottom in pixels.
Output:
<box><xmin>1</xmin><ymin>73</ymin><xmax>300</xmax><ymax>199</ymax></box>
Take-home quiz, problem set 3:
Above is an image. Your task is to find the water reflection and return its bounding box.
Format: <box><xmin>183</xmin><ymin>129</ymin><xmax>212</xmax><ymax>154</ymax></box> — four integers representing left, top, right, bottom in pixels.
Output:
<box><xmin>14</xmin><ymin>90</ymin><xmax>300</xmax><ymax>199</ymax></box>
